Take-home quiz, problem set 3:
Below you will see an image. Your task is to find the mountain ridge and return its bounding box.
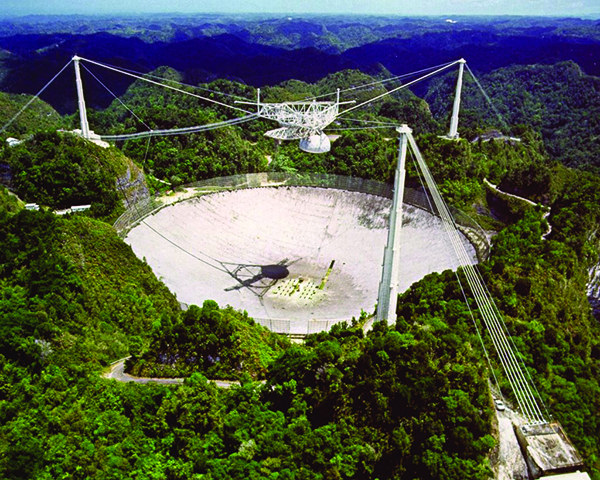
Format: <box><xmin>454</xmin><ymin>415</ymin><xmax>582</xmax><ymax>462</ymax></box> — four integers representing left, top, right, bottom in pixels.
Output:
<box><xmin>1</xmin><ymin>23</ymin><xmax>600</xmax><ymax>114</ymax></box>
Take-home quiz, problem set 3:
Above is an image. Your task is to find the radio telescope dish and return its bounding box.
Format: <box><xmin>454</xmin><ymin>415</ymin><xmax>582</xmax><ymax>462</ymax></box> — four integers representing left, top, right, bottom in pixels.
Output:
<box><xmin>123</xmin><ymin>179</ymin><xmax>479</xmax><ymax>335</ymax></box>
<box><xmin>299</xmin><ymin>133</ymin><xmax>331</xmax><ymax>154</ymax></box>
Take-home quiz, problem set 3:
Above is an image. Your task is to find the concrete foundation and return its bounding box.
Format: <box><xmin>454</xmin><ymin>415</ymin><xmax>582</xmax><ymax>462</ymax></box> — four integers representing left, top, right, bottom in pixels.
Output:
<box><xmin>516</xmin><ymin>422</ymin><xmax>585</xmax><ymax>479</ymax></box>
<box><xmin>539</xmin><ymin>472</ymin><xmax>591</xmax><ymax>480</ymax></box>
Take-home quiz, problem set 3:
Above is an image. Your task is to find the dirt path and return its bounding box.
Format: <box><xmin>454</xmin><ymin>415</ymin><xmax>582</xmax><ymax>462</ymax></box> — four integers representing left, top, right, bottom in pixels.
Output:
<box><xmin>102</xmin><ymin>358</ymin><xmax>239</xmax><ymax>389</ymax></box>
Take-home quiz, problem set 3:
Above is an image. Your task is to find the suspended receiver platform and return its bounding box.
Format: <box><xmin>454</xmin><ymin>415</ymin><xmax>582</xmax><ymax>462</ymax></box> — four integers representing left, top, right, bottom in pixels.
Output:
<box><xmin>238</xmin><ymin>89</ymin><xmax>353</xmax><ymax>153</ymax></box>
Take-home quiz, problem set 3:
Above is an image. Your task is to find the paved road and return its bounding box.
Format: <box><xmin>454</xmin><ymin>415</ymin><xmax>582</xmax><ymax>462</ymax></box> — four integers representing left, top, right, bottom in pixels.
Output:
<box><xmin>103</xmin><ymin>358</ymin><xmax>238</xmax><ymax>388</ymax></box>
<box><xmin>493</xmin><ymin>406</ymin><xmax>529</xmax><ymax>480</ymax></box>
<box><xmin>484</xmin><ymin>178</ymin><xmax>552</xmax><ymax>239</ymax></box>
<box><xmin>484</xmin><ymin>178</ymin><xmax>537</xmax><ymax>207</ymax></box>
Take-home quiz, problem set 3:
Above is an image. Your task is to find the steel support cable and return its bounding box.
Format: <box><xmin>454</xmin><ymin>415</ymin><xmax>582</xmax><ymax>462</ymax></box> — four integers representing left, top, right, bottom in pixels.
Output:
<box><xmin>0</xmin><ymin>58</ymin><xmax>73</xmax><ymax>134</ymax></box>
<box><xmin>436</xmin><ymin>205</ymin><xmax>546</xmax><ymax>421</ymax></box>
<box><xmin>477</xmin><ymin>271</ymin><xmax>553</xmax><ymax>421</ymax></box>
<box><xmin>415</xmin><ymin>156</ymin><xmax>544</xmax><ymax>423</ymax></box>
<box><xmin>78</xmin><ymin>57</ymin><xmax>254</xmax><ymax>115</ymax></box>
<box><xmin>140</xmin><ymin>219</ymin><xmax>229</xmax><ymax>274</ymax></box>
<box><xmin>325</xmin><ymin>125</ymin><xmax>399</xmax><ymax>131</ymax></box>
<box><xmin>107</xmin><ymin>154</ymin><xmax>226</xmax><ymax>272</ymax></box>
<box><xmin>408</xmin><ymin>133</ymin><xmax>546</xmax><ymax>424</ymax></box>
<box><xmin>504</xmin><ymin>326</ymin><xmax>552</xmax><ymax>420</ymax></box>
<box><xmin>461</xmin><ymin>264</ymin><xmax>540</xmax><ymax>421</ymax></box>
<box><xmin>409</xmin><ymin>142</ymin><xmax>526</xmax><ymax>414</ymax></box>
<box><xmin>79</xmin><ymin>58</ymin><xmax>253</xmax><ymax>102</ymax></box>
<box><xmin>428</xmin><ymin>194</ymin><xmax>537</xmax><ymax>420</ymax></box>
<box><xmin>99</xmin><ymin>137</ymin><xmax>227</xmax><ymax>275</ymax></box>
<box><xmin>408</xmin><ymin>144</ymin><xmax>520</xmax><ymax>395</ymax></box>
<box><xmin>339</xmin><ymin>60</ymin><xmax>461</xmax><ymax>116</ymax></box>
<box><xmin>438</xmin><ymin>208</ymin><xmax>541</xmax><ymax>420</ymax></box>
<box><xmin>133</xmin><ymin>191</ymin><xmax>236</xmax><ymax>271</ymax></box>
<box><xmin>154</xmin><ymin>189</ymin><xmax>303</xmax><ymax>274</ymax></box>
<box><xmin>80</xmin><ymin>63</ymin><xmax>153</xmax><ymax>131</ymax></box>
<box><xmin>141</xmin><ymin>136</ymin><xmax>152</xmax><ymax>172</ymax></box>
<box><xmin>306</xmin><ymin>60</ymin><xmax>458</xmax><ymax>101</ymax></box>
<box><xmin>121</xmin><ymin>191</ymin><xmax>230</xmax><ymax>274</ymax></box>
<box><xmin>408</xmin><ymin>149</ymin><xmax>505</xmax><ymax>392</ymax></box>
<box><xmin>337</xmin><ymin>118</ymin><xmax>403</xmax><ymax>126</ymax></box>
<box><xmin>408</xmin><ymin>150</ymin><xmax>504</xmax><ymax>395</ymax></box>
<box><xmin>77</xmin><ymin>57</ymin><xmax>262</xmax><ymax>276</ymax></box>
<box><xmin>99</xmin><ymin>114</ymin><xmax>257</xmax><ymax>140</ymax></box>
<box><xmin>451</xmin><ymin>250</ymin><xmax>546</xmax><ymax>422</ymax></box>
<box><xmin>456</xmin><ymin>268</ymin><xmax>504</xmax><ymax>393</ymax></box>
<box><xmin>464</xmin><ymin>64</ymin><xmax>512</xmax><ymax>135</ymax></box>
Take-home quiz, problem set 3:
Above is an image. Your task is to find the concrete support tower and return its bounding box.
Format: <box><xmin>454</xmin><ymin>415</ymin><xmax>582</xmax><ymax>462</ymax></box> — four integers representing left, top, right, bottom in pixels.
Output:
<box><xmin>73</xmin><ymin>55</ymin><xmax>90</xmax><ymax>140</ymax></box>
<box><xmin>448</xmin><ymin>58</ymin><xmax>466</xmax><ymax>140</ymax></box>
<box><xmin>376</xmin><ymin>124</ymin><xmax>411</xmax><ymax>322</ymax></box>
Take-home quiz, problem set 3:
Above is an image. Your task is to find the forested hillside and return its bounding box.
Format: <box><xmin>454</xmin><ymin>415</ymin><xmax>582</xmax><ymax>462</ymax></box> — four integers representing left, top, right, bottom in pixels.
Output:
<box><xmin>1</xmin><ymin>132</ymin><xmax>599</xmax><ymax>477</ymax></box>
<box><xmin>88</xmin><ymin>69</ymin><xmax>266</xmax><ymax>185</ymax></box>
<box><xmin>127</xmin><ymin>301</ymin><xmax>289</xmax><ymax>380</ymax></box>
<box><xmin>1</xmin><ymin>15</ymin><xmax>599</xmax><ymax>115</ymax></box>
<box><xmin>0</xmin><ymin>91</ymin><xmax>65</xmax><ymax>134</ymax></box>
<box><xmin>0</xmin><ymin>200</ymin><xmax>293</xmax><ymax>478</ymax></box>
<box><xmin>0</xmin><ymin>197</ymin><xmax>499</xmax><ymax>478</ymax></box>
<box><xmin>426</xmin><ymin>61</ymin><xmax>600</xmax><ymax>172</ymax></box>
<box><xmin>0</xmin><ymin>16</ymin><xmax>600</xmax><ymax>477</ymax></box>
<box><xmin>83</xmin><ymin>66</ymin><xmax>434</xmax><ymax>186</ymax></box>
<box><xmin>0</xmin><ymin>130</ymin><xmax>147</xmax><ymax>218</ymax></box>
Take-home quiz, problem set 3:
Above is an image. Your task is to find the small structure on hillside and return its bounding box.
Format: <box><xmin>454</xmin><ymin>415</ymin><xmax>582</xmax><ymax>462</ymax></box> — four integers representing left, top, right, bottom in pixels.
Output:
<box><xmin>471</xmin><ymin>129</ymin><xmax>521</xmax><ymax>144</ymax></box>
<box><xmin>6</xmin><ymin>137</ymin><xmax>24</xmax><ymax>147</ymax></box>
<box><xmin>70</xmin><ymin>128</ymin><xmax>110</xmax><ymax>149</ymax></box>
<box><xmin>516</xmin><ymin>422</ymin><xmax>585</xmax><ymax>479</ymax></box>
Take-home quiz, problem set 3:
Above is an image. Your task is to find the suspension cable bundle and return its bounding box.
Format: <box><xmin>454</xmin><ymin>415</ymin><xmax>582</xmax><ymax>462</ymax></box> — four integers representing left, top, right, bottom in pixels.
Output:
<box><xmin>406</xmin><ymin>131</ymin><xmax>548</xmax><ymax>425</ymax></box>
<box><xmin>1</xmin><ymin>55</ymin><xmax>508</xmax><ymax>144</ymax></box>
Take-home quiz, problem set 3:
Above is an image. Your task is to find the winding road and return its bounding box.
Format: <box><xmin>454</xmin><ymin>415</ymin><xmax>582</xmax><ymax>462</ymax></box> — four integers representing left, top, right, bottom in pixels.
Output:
<box><xmin>103</xmin><ymin>358</ymin><xmax>239</xmax><ymax>389</ymax></box>
<box><xmin>484</xmin><ymin>178</ymin><xmax>552</xmax><ymax>239</ymax></box>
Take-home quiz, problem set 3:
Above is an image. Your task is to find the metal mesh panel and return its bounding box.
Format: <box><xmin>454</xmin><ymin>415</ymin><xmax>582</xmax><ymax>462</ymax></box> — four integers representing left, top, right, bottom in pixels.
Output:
<box><xmin>117</xmin><ymin>173</ymin><xmax>491</xmax><ymax>335</ymax></box>
<box><xmin>403</xmin><ymin>187</ymin><xmax>491</xmax><ymax>262</ymax></box>
<box><xmin>113</xmin><ymin>197</ymin><xmax>162</xmax><ymax>235</ymax></box>
<box><xmin>227</xmin><ymin>317</ymin><xmax>344</xmax><ymax>337</ymax></box>
<box><xmin>114</xmin><ymin>172</ymin><xmax>490</xmax><ymax>261</ymax></box>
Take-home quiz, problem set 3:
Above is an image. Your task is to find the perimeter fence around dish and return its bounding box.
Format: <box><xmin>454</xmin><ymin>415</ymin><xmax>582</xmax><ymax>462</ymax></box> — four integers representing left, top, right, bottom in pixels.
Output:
<box><xmin>114</xmin><ymin>172</ymin><xmax>490</xmax><ymax>262</ymax></box>
<box><xmin>178</xmin><ymin>301</ymin><xmax>353</xmax><ymax>336</ymax></box>
<box><xmin>251</xmin><ymin>318</ymin><xmax>349</xmax><ymax>336</ymax></box>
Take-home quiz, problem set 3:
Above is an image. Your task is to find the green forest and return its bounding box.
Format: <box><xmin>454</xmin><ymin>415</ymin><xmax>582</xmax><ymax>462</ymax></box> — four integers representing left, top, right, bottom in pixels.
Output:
<box><xmin>426</xmin><ymin>61</ymin><xmax>600</xmax><ymax>173</ymax></box>
<box><xmin>0</xmin><ymin>51</ymin><xmax>599</xmax><ymax>479</ymax></box>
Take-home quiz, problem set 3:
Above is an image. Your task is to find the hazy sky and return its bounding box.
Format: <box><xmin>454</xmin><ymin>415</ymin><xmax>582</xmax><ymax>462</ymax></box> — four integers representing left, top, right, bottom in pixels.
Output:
<box><xmin>0</xmin><ymin>0</ymin><xmax>597</xmax><ymax>17</ymax></box>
